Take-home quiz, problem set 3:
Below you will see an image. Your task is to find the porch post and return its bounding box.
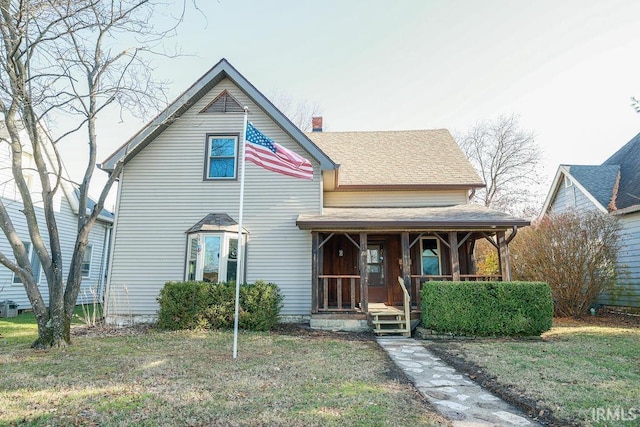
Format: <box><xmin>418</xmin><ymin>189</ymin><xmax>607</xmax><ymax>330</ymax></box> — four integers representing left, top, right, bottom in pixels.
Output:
<box><xmin>497</xmin><ymin>230</ymin><xmax>512</xmax><ymax>281</ymax></box>
<box><xmin>311</xmin><ymin>231</ymin><xmax>319</xmax><ymax>313</ymax></box>
<box><xmin>401</xmin><ymin>231</ymin><xmax>411</xmax><ymax>286</ymax></box>
<box><xmin>449</xmin><ymin>231</ymin><xmax>460</xmax><ymax>281</ymax></box>
<box><xmin>359</xmin><ymin>232</ymin><xmax>368</xmax><ymax>313</ymax></box>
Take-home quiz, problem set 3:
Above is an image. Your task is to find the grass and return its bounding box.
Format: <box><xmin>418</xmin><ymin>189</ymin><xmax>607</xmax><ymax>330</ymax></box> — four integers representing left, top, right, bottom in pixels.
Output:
<box><xmin>0</xmin><ymin>312</ymin><xmax>446</xmax><ymax>427</ymax></box>
<box><xmin>427</xmin><ymin>317</ymin><xmax>640</xmax><ymax>426</ymax></box>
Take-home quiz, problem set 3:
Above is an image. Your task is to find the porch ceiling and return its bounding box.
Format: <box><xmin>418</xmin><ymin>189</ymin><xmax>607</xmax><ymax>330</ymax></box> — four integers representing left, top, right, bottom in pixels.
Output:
<box><xmin>296</xmin><ymin>205</ymin><xmax>530</xmax><ymax>231</ymax></box>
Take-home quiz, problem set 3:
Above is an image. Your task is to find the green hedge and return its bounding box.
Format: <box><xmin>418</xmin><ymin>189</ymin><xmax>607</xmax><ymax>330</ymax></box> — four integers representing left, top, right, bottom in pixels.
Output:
<box><xmin>157</xmin><ymin>280</ymin><xmax>284</xmax><ymax>331</ymax></box>
<box><xmin>421</xmin><ymin>281</ymin><xmax>553</xmax><ymax>336</ymax></box>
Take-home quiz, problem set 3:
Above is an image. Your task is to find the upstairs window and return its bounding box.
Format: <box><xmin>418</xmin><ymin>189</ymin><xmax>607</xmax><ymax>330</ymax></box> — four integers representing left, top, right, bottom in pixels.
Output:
<box><xmin>564</xmin><ymin>176</ymin><xmax>573</xmax><ymax>188</ymax></box>
<box><xmin>206</xmin><ymin>135</ymin><xmax>238</xmax><ymax>179</ymax></box>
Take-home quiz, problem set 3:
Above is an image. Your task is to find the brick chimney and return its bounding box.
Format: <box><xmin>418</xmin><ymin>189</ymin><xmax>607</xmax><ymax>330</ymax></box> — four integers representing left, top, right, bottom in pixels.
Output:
<box><xmin>312</xmin><ymin>116</ymin><xmax>323</xmax><ymax>132</ymax></box>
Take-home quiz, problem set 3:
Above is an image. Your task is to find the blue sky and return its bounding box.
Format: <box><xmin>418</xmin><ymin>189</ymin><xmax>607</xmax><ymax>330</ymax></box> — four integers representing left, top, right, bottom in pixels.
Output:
<box><xmin>69</xmin><ymin>0</ymin><xmax>640</xmax><ymax>206</ymax></box>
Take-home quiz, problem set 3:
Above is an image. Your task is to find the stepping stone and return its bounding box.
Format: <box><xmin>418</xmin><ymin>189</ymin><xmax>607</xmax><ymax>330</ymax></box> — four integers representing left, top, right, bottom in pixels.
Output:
<box><xmin>493</xmin><ymin>410</ymin><xmax>532</xmax><ymax>426</ymax></box>
<box><xmin>435</xmin><ymin>400</ymin><xmax>470</xmax><ymax>411</ymax></box>
<box><xmin>430</xmin><ymin>379</ymin><xmax>460</xmax><ymax>386</ymax></box>
<box><xmin>398</xmin><ymin>360</ymin><xmax>422</xmax><ymax>368</ymax></box>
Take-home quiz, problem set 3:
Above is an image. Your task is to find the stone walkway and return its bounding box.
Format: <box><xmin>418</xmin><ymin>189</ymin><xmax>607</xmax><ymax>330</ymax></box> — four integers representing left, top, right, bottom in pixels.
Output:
<box><xmin>376</xmin><ymin>337</ymin><xmax>539</xmax><ymax>426</ymax></box>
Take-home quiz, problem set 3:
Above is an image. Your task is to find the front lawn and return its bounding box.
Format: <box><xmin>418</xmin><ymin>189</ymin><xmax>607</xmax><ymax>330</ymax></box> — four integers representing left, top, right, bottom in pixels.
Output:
<box><xmin>427</xmin><ymin>313</ymin><xmax>640</xmax><ymax>426</ymax></box>
<box><xmin>0</xmin><ymin>312</ymin><xmax>446</xmax><ymax>426</ymax></box>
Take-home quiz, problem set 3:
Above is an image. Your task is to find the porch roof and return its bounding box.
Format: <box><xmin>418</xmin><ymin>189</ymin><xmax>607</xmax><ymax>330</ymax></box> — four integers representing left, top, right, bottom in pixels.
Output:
<box><xmin>296</xmin><ymin>205</ymin><xmax>530</xmax><ymax>231</ymax></box>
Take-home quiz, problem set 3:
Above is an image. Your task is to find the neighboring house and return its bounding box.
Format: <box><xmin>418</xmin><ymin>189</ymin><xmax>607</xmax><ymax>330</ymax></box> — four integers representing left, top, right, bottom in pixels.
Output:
<box><xmin>0</xmin><ymin>126</ymin><xmax>113</xmax><ymax>310</ymax></box>
<box><xmin>100</xmin><ymin>58</ymin><xmax>528</xmax><ymax>327</ymax></box>
<box><xmin>541</xmin><ymin>132</ymin><xmax>640</xmax><ymax>308</ymax></box>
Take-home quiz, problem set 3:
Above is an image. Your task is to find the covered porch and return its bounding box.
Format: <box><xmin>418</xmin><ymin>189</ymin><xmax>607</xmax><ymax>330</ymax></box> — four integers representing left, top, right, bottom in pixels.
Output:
<box><xmin>297</xmin><ymin>205</ymin><xmax>529</xmax><ymax>323</ymax></box>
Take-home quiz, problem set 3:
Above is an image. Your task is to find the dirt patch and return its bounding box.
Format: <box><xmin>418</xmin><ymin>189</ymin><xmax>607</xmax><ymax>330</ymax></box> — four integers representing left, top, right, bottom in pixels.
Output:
<box><xmin>425</xmin><ymin>309</ymin><xmax>640</xmax><ymax>427</ymax></box>
<box><xmin>554</xmin><ymin>308</ymin><xmax>640</xmax><ymax>328</ymax></box>
<box><xmin>272</xmin><ymin>322</ymin><xmax>377</xmax><ymax>341</ymax></box>
<box><xmin>427</xmin><ymin>342</ymin><xmax>572</xmax><ymax>426</ymax></box>
<box><xmin>71</xmin><ymin>322</ymin><xmax>154</xmax><ymax>338</ymax></box>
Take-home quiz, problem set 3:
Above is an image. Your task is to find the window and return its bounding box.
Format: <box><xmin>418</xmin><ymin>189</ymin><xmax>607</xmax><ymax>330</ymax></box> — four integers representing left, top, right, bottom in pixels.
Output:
<box><xmin>564</xmin><ymin>176</ymin><xmax>573</xmax><ymax>188</ymax></box>
<box><xmin>366</xmin><ymin>245</ymin><xmax>384</xmax><ymax>286</ymax></box>
<box><xmin>12</xmin><ymin>242</ymin><xmax>42</xmax><ymax>285</ymax></box>
<box><xmin>185</xmin><ymin>232</ymin><xmax>243</xmax><ymax>283</ymax></box>
<box><xmin>421</xmin><ymin>238</ymin><xmax>441</xmax><ymax>275</ymax></box>
<box><xmin>206</xmin><ymin>135</ymin><xmax>238</xmax><ymax>179</ymax></box>
<box><xmin>82</xmin><ymin>244</ymin><xmax>93</xmax><ymax>278</ymax></box>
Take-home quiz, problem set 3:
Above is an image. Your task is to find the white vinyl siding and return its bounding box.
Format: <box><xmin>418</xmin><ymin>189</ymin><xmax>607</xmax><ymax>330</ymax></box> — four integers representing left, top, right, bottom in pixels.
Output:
<box><xmin>601</xmin><ymin>212</ymin><xmax>640</xmax><ymax>307</ymax></box>
<box><xmin>548</xmin><ymin>179</ymin><xmax>601</xmax><ymax>213</ymax></box>
<box><xmin>0</xmin><ymin>193</ymin><xmax>110</xmax><ymax>308</ymax></box>
<box><xmin>548</xmin><ymin>177</ymin><xmax>640</xmax><ymax>308</ymax></box>
<box><xmin>324</xmin><ymin>189</ymin><xmax>468</xmax><ymax>208</ymax></box>
<box><xmin>107</xmin><ymin>78</ymin><xmax>321</xmax><ymax>317</ymax></box>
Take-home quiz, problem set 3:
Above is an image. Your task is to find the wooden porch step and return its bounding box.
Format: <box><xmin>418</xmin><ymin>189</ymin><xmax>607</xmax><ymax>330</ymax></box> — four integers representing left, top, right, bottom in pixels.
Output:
<box><xmin>373</xmin><ymin>319</ymin><xmax>406</xmax><ymax>325</ymax></box>
<box><xmin>374</xmin><ymin>328</ymin><xmax>410</xmax><ymax>334</ymax></box>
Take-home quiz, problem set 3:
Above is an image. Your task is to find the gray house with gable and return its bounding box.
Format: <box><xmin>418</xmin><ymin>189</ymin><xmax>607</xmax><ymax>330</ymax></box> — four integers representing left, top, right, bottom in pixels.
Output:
<box><xmin>542</xmin><ymin>132</ymin><xmax>640</xmax><ymax>308</ymax></box>
<box><xmin>101</xmin><ymin>58</ymin><xmax>530</xmax><ymax>329</ymax></box>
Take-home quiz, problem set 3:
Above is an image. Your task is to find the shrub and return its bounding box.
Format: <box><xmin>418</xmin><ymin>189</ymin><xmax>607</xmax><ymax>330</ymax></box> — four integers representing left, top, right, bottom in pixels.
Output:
<box><xmin>157</xmin><ymin>280</ymin><xmax>283</xmax><ymax>331</ymax></box>
<box><xmin>421</xmin><ymin>281</ymin><xmax>553</xmax><ymax>336</ymax></box>
<box><xmin>510</xmin><ymin>211</ymin><xmax>622</xmax><ymax>318</ymax></box>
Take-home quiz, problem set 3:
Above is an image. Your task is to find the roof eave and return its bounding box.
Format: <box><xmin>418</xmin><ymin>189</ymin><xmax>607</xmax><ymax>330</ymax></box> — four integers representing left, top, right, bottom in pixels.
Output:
<box><xmin>332</xmin><ymin>183</ymin><xmax>486</xmax><ymax>191</ymax></box>
<box><xmin>296</xmin><ymin>219</ymin><xmax>530</xmax><ymax>230</ymax></box>
<box><xmin>101</xmin><ymin>58</ymin><xmax>337</xmax><ymax>172</ymax></box>
<box><xmin>612</xmin><ymin>204</ymin><xmax>640</xmax><ymax>215</ymax></box>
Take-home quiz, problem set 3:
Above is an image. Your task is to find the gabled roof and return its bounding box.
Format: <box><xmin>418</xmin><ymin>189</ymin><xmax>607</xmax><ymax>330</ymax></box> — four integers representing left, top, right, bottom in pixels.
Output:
<box><xmin>603</xmin><ymin>131</ymin><xmax>640</xmax><ymax>210</ymax></box>
<box><xmin>565</xmin><ymin>165</ymin><xmax>620</xmax><ymax>208</ymax></box>
<box><xmin>306</xmin><ymin>130</ymin><xmax>485</xmax><ymax>189</ymax></box>
<box><xmin>100</xmin><ymin>58</ymin><xmax>336</xmax><ymax>172</ymax></box>
<box><xmin>540</xmin><ymin>164</ymin><xmax>617</xmax><ymax>215</ymax></box>
<box><xmin>542</xmin><ymin>131</ymin><xmax>640</xmax><ymax>215</ymax></box>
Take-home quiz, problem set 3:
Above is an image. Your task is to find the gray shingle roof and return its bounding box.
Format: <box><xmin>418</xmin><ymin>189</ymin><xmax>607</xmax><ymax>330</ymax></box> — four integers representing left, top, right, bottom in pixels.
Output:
<box><xmin>603</xmin><ymin>132</ymin><xmax>640</xmax><ymax>210</ymax></box>
<box><xmin>565</xmin><ymin>165</ymin><xmax>619</xmax><ymax>209</ymax></box>
<box><xmin>306</xmin><ymin>130</ymin><xmax>484</xmax><ymax>188</ymax></box>
<box><xmin>297</xmin><ymin>205</ymin><xmax>528</xmax><ymax>230</ymax></box>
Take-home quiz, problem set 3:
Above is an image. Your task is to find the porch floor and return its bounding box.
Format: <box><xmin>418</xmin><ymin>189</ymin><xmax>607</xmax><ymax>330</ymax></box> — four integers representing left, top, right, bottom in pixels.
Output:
<box><xmin>368</xmin><ymin>303</ymin><xmax>403</xmax><ymax>316</ymax></box>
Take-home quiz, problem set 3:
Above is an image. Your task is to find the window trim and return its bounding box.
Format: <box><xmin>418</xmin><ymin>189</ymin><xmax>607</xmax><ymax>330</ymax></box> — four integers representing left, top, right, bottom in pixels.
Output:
<box><xmin>12</xmin><ymin>241</ymin><xmax>42</xmax><ymax>286</ymax></box>
<box><xmin>420</xmin><ymin>237</ymin><xmax>442</xmax><ymax>276</ymax></box>
<box><xmin>204</xmin><ymin>133</ymin><xmax>239</xmax><ymax>181</ymax></box>
<box><xmin>564</xmin><ymin>175</ymin><xmax>573</xmax><ymax>188</ymax></box>
<box><xmin>184</xmin><ymin>232</ymin><xmax>245</xmax><ymax>283</ymax></box>
<box><xmin>81</xmin><ymin>244</ymin><xmax>93</xmax><ymax>279</ymax></box>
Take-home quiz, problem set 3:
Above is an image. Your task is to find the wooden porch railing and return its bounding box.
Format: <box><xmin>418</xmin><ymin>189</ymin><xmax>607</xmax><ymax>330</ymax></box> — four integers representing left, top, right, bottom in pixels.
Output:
<box><xmin>409</xmin><ymin>274</ymin><xmax>503</xmax><ymax>309</ymax></box>
<box><xmin>397</xmin><ymin>277</ymin><xmax>412</xmax><ymax>336</ymax></box>
<box><xmin>316</xmin><ymin>275</ymin><xmax>360</xmax><ymax>312</ymax></box>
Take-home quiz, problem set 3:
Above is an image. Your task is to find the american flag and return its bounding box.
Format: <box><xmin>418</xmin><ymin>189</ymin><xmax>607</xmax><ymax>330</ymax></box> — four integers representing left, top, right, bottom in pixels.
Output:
<box><xmin>245</xmin><ymin>123</ymin><xmax>313</xmax><ymax>180</ymax></box>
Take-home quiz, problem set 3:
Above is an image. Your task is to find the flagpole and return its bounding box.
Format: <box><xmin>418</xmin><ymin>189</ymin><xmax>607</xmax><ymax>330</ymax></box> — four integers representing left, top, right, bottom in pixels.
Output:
<box><xmin>233</xmin><ymin>107</ymin><xmax>249</xmax><ymax>359</ymax></box>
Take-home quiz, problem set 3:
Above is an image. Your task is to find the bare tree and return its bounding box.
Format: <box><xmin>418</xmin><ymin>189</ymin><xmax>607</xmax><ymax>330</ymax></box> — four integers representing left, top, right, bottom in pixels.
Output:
<box><xmin>458</xmin><ymin>114</ymin><xmax>542</xmax><ymax>214</ymax></box>
<box><xmin>510</xmin><ymin>210</ymin><xmax>621</xmax><ymax>318</ymax></box>
<box><xmin>0</xmin><ymin>0</ymin><xmax>188</xmax><ymax>348</ymax></box>
<box><xmin>268</xmin><ymin>90</ymin><xmax>323</xmax><ymax>132</ymax></box>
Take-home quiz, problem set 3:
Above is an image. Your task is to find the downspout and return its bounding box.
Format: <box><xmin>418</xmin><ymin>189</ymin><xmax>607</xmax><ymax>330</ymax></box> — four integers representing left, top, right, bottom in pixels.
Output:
<box><xmin>103</xmin><ymin>164</ymin><xmax>124</xmax><ymax>323</ymax></box>
<box><xmin>98</xmin><ymin>224</ymin><xmax>112</xmax><ymax>302</ymax></box>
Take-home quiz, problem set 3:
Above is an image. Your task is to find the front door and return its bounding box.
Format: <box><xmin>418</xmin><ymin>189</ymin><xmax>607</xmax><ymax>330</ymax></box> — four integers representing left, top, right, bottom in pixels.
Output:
<box><xmin>367</xmin><ymin>244</ymin><xmax>386</xmax><ymax>303</ymax></box>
